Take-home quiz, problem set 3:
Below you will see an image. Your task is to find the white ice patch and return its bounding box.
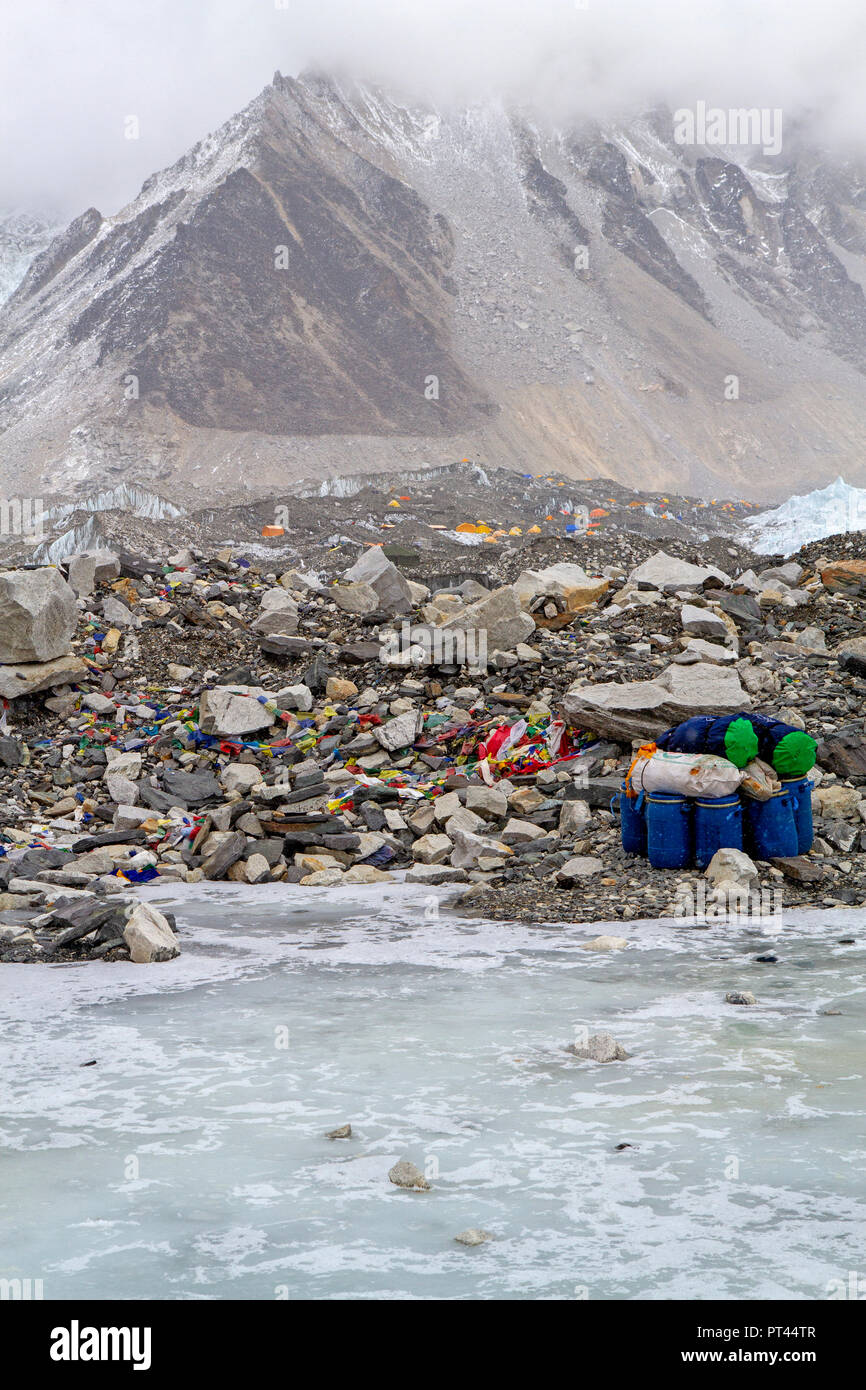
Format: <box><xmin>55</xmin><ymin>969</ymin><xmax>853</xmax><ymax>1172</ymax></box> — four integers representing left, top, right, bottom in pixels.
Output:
<box><xmin>743</xmin><ymin>475</ymin><xmax>866</xmax><ymax>554</ymax></box>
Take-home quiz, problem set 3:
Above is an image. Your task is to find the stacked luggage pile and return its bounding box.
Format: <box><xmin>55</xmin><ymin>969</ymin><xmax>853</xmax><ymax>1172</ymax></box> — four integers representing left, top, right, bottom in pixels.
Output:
<box><xmin>616</xmin><ymin>714</ymin><xmax>816</xmax><ymax>869</ymax></box>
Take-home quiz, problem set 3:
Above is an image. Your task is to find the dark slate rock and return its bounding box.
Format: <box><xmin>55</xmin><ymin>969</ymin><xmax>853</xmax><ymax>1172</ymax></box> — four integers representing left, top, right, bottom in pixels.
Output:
<box><xmin>0</xmin><ymin>737</ymin><xmax>23</xmax><ymax>768</ymax></box>
<box><xmin>73</xmin><ymin>829</ymin><xmax>147</xmax><ymax>852</ymax></box>
<box><xmin>139</xmin><ymin>783</ymin><xmax>180</xmax><ymax>813</ymax></box>
<box><xmin>201</xmin><ymin>832</ymin><xmax>247</xmax><ymax>880</ymax></box>
<box><xmin>161</xmin><ymin>769</ymin><xmax>222</xmax><ymax>806</ymax></box>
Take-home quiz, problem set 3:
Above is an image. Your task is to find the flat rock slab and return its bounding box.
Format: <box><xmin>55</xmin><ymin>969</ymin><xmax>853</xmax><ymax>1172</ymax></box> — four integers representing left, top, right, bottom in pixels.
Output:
<box><xmin>562</xmin><ymin>662</ymin><xmax>750</xmax><ymax>742</ymax></box>
<box><xmin>628</xmin><ymin>551</ymin><xmax>730</xmax><ymax>592</ymax></box>
<box><xmin>771</xmin><ymin>856</ymin><xmax>824</xmax><ymax>884</ymax></box>
<box><xmin>0</xmin><ymin>654</ymin><xmax>88</xmax><ymax>700</ymax></box>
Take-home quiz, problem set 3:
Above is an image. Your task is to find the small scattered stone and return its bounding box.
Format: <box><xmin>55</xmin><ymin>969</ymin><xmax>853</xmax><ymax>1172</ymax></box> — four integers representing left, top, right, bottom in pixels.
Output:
<box><xmin>454</xmin><ymin>1228</ymin><xmax>494</xmax><ymax>1246</ymax></box>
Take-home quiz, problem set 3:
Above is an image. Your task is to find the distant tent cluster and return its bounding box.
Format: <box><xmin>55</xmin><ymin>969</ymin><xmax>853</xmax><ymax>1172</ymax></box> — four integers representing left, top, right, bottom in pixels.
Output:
<box><xmin>256</xmin><ymin>462</ymin><xmax>764</xmax><ymax>540</ymax></box>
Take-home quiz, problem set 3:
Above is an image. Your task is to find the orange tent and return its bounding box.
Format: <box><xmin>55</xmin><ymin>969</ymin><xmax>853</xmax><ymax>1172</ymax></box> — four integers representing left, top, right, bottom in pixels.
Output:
<box><xmin>261</xmin><ymin>525</ymin><xmax>285</xmax><ymax>537</ymax></box>
<box><xmin>589</xmin><ymin>508</ymin><xmax>609</xmax><ymax>518</ymax></box>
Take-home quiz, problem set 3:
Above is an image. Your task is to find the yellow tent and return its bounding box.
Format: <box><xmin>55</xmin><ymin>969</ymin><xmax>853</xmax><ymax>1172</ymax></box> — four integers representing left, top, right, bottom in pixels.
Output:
<box><xmin>528</xmin><ymin>524</ymin><xmax>542</xmax><ymax>534</ymax></box>
<box><xmin>456</xmin><ymin>522</ymin><xmax>479</xmax><ymax>533</ymax></box>
<box><xmin>387</xmin><ymin>499</ymin><xmax>401</xmax><ymax>508</ymax></box>
<box><xmin>509</xmin><ymin>526</ymin><xmax>522</xmax><ymax>535</ymax></box>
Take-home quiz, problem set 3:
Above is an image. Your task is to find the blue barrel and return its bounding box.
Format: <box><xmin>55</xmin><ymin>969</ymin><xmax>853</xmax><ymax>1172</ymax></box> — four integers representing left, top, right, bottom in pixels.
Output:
<box><xmin>615</xmin><ymin>783</ymin><xmax>646</xmax><ymax>855</ymax></box>
<box><xmin>743</xmin><ymin>786</ymin><xmax>799</xmax><ymax>860</ymax></box>
<box><xmin>694</xmin><ymin>794</ymin><xmax>743</xmax><ymax>869</ymax></box>
<box><xmin>780</xmin><ymin>776</ymin><xmax>814</xmax><ymax>855</ymax></box>
<box><xmin>646</xmin><ymin>791</ymin><xmax>692</xmax><ymax>869</ymax></box>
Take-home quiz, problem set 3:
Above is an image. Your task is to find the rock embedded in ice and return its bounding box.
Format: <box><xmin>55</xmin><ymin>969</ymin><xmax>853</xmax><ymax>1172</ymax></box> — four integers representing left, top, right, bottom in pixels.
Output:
<box><xmin>455</xmin><ymin>1229</ymin><xmax>494</xmax><ymax>1246</ymax></box>
<box><xmin>326</xmin><ymin>1124</ymin><xmax>352</xmax><ymax>1140</ymax></box>
<box><xmin>123</xmin><ymin>903</ymin><xmax>180</xmax><ymax>964</ymax></box>
<box><xmin>567</xmin><ymin>1032</ymin><xmax>630</xmax><ymax>1062</ymax></box>
<box><xmin>405</xmin><ymin>863</ymin><xmax>468</xmax><ymax>884</ymax></box>
<box><xmin>725</xmin><ymin>991</ymin><xmax>756</xmax><ymax>1006</ymax></box>
<box><xmin>388</xmin><ymin>1160</ymin><xmax>430</xmax><ymax>1190</ymax></box>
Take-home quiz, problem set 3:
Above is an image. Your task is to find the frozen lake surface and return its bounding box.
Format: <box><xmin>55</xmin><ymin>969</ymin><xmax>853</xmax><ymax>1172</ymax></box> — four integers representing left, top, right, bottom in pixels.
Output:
<box><xmin>1</xmin><ymin>881</ymin><xmax>864</xmax><ymax>1300</ymax></box>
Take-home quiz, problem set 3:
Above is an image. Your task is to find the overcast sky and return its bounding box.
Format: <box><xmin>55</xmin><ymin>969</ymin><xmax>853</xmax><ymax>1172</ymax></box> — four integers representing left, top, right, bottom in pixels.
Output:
<box><xmin>3</xmin><ymin>0</ymin><xmax>865</xmax><ymax>221</ymax></box>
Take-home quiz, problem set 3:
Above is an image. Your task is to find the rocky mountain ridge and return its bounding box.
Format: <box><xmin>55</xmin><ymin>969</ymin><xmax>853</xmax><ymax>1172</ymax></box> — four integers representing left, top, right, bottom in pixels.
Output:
<box><xmin>2</xmin><ymin>73</ymin><xmax>866</xmax><ymax>503</ymax></box>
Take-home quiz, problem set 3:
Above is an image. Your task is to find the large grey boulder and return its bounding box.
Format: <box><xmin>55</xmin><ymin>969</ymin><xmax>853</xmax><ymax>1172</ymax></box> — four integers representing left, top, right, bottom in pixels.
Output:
<box><xmin>412</xmin><ymin>833</ymin><xmax>453</xmax><ymax>864</ymax></box>
<box><xmin>465</xmin><ymin>785</ymin><xmax>508</xmax><ymax>819</ymax></box>
<box><xmin>705</xmin><ymin>848</ymin><xmax>758</xmax><ymax>888</ymax></box>
<box><xmin>66</xmin><ymin>554</ymin><xmax>97</xmax><ymax>597</ymax></box>
<box><xmin>0</xmin><ymin>567</ymin><xmax>78</xmax><ymax>662</ymax></box>
<box><xmin>374</xmin><ymin>709</ymin><xmax>421</xmax><ymax>752</ymax></box>
<box><xmin>759</xmin><ymin>563</ymin><xmax>803</xmax><ymax>588</ymax></box>
<box><xmin>330</xmin><ymin>582</ymin><xmax>380</xmax><ymax>615</ymax></box>
<box><xmin>450</xmin><ymin>828</ymin><xmax>512</xmax><ymax>869</ymax></box>
<box><xmin>251</xmin><ymin>587</ymin><xmax>298</xmax><ymax>636</ymax></box>
<box><xmin>681</xmin><ymin>603</ymin><xmax>728</xmax><ymax>638</ymax></box>
<box><xmin>513</xmin><ymin>563</ymin><xmax>608</xmax><ymax>612</ymax></box>
<box><xmin>441</xmin><ymin>585</ymin><xmax>535</xmax><ymax>654</ymax></box>
<box><xmin>101</xmin><ymin>595</ymin><xmax>139</xmax><ymax>629</ymax></box>
<box><xmin>561</xmin><ymin>662</ymin><xmax>750</xmax><ymax>741</ymax></box>
<box><xmin>67</xmin><ymin>550</ymin><xmax>121</xmax><ymax>595</ymax></box>
<box><xmin>220</xmin><ymin>762</ymin><xmax>264</xmax><ymax>795</ymax></box>
<box><xmin>275</xmin><ymin>684</ymin><xmax>314</xmax><ymax>712</ymax></box>
<box><xmin>123</xmin><ymin>903</ymin><xmax>180</xmax><ymax>963</ymax></box>
<box><xmin>344</xmin><ymin>547</ymin><xmax>414</xmax><ymax>614</ymax></box>
<box><xmin>628</xmin><ymin>551</ymin><xmax>730</xmax><ymax>592</ymax></box>
<box><xmin>198</xmin><ymin>687</ymin><xmax>274</xmax><ymax>738</ymax></box>
<box><xmin>87</xmin><ymin>550</ymin><xmax>121</xmax><ymax>582</ymax></box>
